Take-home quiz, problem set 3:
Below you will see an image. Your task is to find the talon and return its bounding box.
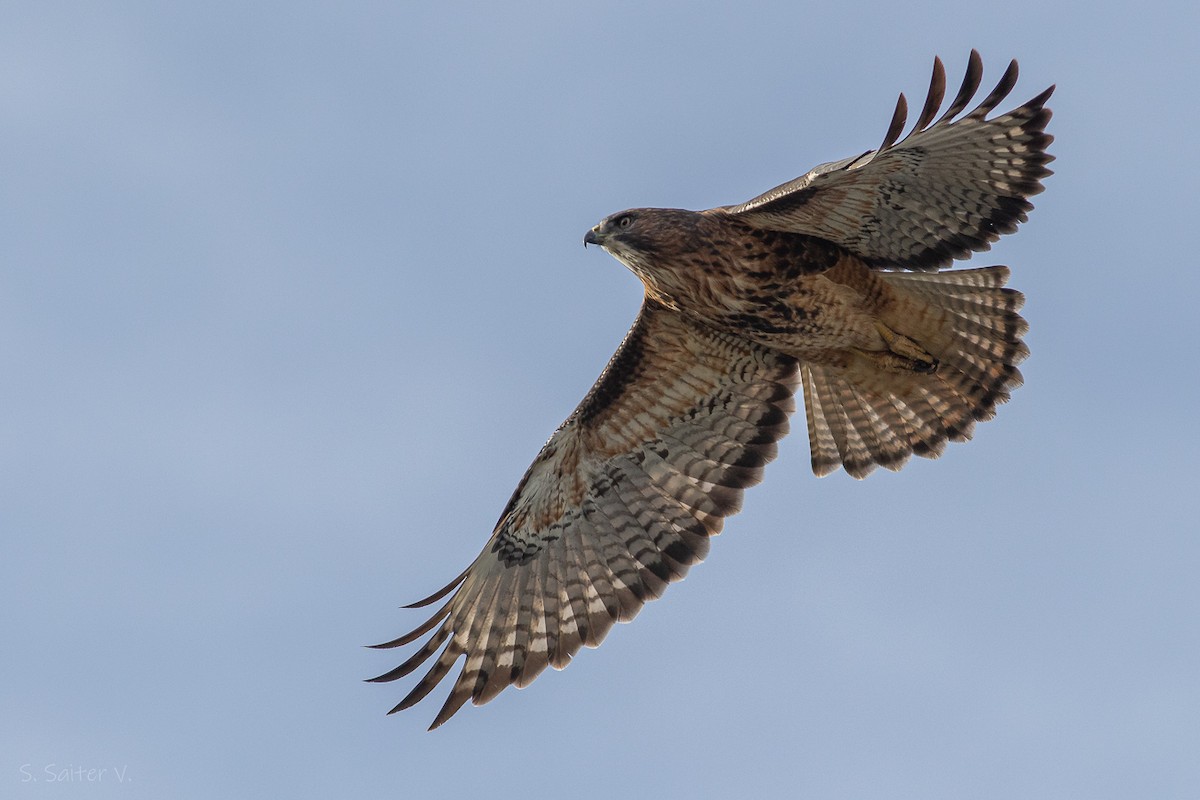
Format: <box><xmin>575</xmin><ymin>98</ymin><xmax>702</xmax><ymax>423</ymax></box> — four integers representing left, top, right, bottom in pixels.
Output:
<box><xmin>874</xmin><ymin>322</ymin><xmax>935</xmax><ymax>365</ymax></box>
<box><xmin>913</xmin><ymin>358</ymin><xmax>939</xmax><ymax>374</ymax></box>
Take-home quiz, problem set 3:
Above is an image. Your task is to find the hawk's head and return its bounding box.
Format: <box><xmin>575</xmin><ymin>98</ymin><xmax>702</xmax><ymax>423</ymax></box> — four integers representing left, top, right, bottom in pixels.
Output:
<box><xmin>584</xmin><ymin>208</ymin><xmax>723</xmax><ymax>303</ymax></box>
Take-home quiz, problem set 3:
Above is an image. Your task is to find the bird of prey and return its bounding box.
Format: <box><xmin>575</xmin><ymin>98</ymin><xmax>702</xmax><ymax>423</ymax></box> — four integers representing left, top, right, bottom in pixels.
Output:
<box><xmin>370</xmin><ymin>51</ymin><xmax>1054</xmax><ymax>729</ymax></box>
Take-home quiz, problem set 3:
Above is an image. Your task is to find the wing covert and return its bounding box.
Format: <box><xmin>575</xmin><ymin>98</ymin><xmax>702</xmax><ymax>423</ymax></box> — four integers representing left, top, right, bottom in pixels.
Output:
<box><xmin>369</xmin><ymin>301</ymin><xmax>799</xmax><ymax>728</ymax></box>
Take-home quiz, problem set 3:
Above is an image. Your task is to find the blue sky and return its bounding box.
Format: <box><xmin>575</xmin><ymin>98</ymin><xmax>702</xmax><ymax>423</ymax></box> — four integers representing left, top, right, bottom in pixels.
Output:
<box><xmin>3</xmin><ymin>2</ymin><xmax>1198</xmax><ymax>798</ymax></box>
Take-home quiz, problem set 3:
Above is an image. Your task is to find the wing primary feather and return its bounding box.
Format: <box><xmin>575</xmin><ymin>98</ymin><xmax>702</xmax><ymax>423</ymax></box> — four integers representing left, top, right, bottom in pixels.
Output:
<box><xmin>937</xmin><ymin>49</ymin><xmax>984</xmax><ymax>123</ymax></box>
<box><xmin>971</xmin><ymin>58</ymin><xmax>1020</xmax><ymax>118</ymax></box>
<box><xmin>874</xmin><ymin>92</ymin><xmax>908</xmax><ymax>157</ymax></box>
<box><xmin>392</xmin><ymin>641</ymin><xmax>465</xmax><ymax>719</ymax></box>
<box><xmin>368</xmin><ymin>626</ymin><xmax>451</xmax><ymax>683</ymax></box>
<box><xmin>402</xmin><ymin>568</ymin><xmax>469</xmax><ymax>609</ymax></box>
<box><xmin>909</xmin><ymin>55</ymin><xmax>947</xmax><ymax>134</ymax></box>
<box><xmin>367</xmin><ymin>600</ymin><xmax>453</xmax><ymax>649</ymax></box>
<box><xmin>428</xmin><ymin>673</ymin><xmax>475</xmax><ymax>730</ymax></box>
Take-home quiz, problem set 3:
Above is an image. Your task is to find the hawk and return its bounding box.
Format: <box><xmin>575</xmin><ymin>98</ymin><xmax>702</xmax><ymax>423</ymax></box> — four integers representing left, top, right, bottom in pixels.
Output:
<box><xmin>370</xmin><ymin>51</ymin><xmax>1054</xmax><ymax>728</ymax></box>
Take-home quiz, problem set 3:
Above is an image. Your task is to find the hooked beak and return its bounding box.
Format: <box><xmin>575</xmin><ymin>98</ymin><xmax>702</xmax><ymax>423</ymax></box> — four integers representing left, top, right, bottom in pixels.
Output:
<box><xmin>583</xmin><ymin>227</ymin><xmax>602</xmax><ymax>247</ymax></box>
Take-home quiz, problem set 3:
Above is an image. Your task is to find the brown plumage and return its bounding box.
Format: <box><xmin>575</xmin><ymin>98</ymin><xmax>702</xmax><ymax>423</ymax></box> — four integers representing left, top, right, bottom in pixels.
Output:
<box><xmin>370</xmin><ymin>51</ymin><xmax>1054</xmax><ymax>728</ymax></box>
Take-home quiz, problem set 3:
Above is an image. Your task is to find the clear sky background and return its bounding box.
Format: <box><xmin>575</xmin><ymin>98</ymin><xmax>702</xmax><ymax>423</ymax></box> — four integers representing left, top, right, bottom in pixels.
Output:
<box><xmin>3</xmin><ymin>2</ymin><xmax>1198</xmax><ymax>798</ymax></box>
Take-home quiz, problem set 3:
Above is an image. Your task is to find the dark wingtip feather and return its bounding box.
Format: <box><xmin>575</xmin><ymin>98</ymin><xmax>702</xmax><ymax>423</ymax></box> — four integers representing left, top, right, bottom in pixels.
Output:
<box><xmin>367</xmin><ymin>601</ymin><xmax>452</xmax><ymax>649</ymax></box>
<box><xmin>972</xmin><ymin>58</ymin><xmax>1020</xmax><ymax>118</ymax></box>
<box><xmin>938</xmin><ymin>49</ymin><xmax>984</xmax><ymax>123</ymax></box>
<box><xmin>1027</xmin><ymin>84</ymin><xmax>1056</xmax><ymax>109</ymax></box>
<box><xmin>366</xmin><ymin>627</ymin><xmax>450</xmax><ymax>683</ymax></box>
<box><xmin>876</xmin><ymin>92</ymin><xmax>908</xmax><ymax>156</ymax></box>
<box><xmin>402</xmin><ymin>569</ymin><xmax>469</xmax><ymax>609</ymax></box>
<box><xmin>910</xmin><ymin>55</ymin><xmax>948</xmax><ymax>134</ymax></box>
<box><xmin>428</xmin><ymin>688</ymin><xmax>472</xmax><ymax>730</ymax></box>
<box><xmin>393</xmin><ymin>644</ymin><xmax>466</xmax><ymax>720</ymax></box>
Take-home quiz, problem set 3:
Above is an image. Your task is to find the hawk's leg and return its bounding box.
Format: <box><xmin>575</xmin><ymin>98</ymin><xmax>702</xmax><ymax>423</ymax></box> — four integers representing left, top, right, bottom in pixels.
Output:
<box><xmin>867</xmin><ymin>321</ymin><xmax>938</xmax><ymax>374</ymax></box>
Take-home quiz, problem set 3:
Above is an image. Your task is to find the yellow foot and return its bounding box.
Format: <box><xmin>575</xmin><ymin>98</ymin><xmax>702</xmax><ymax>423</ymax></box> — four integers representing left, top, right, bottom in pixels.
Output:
<box><xmin>872</xmin><ymin>322</ymin><xmax>938</xmax><ymax>374</ymax></box>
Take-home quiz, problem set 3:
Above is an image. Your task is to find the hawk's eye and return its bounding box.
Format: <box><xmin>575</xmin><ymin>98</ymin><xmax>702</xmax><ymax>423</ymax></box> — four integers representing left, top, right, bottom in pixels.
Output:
<box><xmin>616</xmin><ymin>214</ymin><xmax>633</xmax><ymax>229</ymax></box>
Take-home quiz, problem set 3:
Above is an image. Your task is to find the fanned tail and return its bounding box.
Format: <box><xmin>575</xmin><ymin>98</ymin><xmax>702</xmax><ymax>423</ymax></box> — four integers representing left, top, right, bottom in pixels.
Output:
<box><xmin>803</xmin><ymin>266</ymin><xmax>1027</xmax><ymax>478</ymax></box>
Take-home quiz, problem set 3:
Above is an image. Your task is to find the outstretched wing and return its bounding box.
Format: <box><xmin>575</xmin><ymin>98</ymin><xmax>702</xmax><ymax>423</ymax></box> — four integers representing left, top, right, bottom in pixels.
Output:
<box><xmin>722</xmin><ymin>51</ymin><xmax>1054</xmax><ymax>270</ymax></box>
<box><xmin>368</xmin><ymin>301</ymin><xmax>799</xmax><ymax>729</ymax></box>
